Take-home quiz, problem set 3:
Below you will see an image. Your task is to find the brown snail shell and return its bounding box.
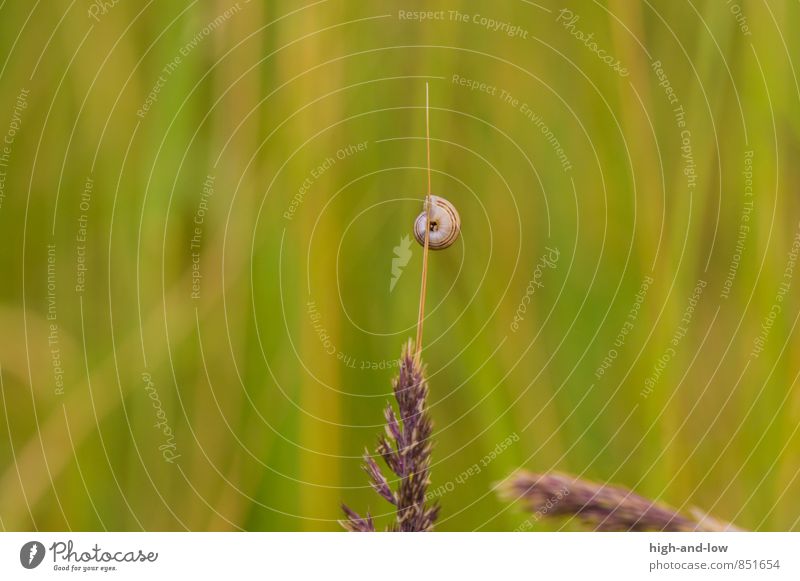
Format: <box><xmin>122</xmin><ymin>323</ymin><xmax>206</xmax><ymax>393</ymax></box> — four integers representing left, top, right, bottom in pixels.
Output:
<box><xmin>413</xmin><ymin>195</ymin><xmax>460</xmax><ymax>250</ymax></box>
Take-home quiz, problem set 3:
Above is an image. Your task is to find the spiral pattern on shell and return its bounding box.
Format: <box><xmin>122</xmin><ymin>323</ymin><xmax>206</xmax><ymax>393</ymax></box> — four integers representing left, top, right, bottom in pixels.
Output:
<box><xmin>413</xmin><ymin>195</ymin><xmax>460</xmax><ymax>250</ymax></box>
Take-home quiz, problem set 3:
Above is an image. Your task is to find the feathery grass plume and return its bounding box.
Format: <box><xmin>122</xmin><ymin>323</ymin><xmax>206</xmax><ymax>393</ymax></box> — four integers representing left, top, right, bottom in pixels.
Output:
<box><xmin>688</xmin><ymin>507</ymin><xmax>743</xmax><ymax>532</ymax></box>
<box><xmin>340</xmin><ymin>341</ymin><xmax>439</xmax><ymax>532</ymax></box>
<box><xmin>499</xmin><ymin>471</ymin><xmax>741</xmax><ymax>532</ymax></box>
<box><xmin>340</xmin><ymin>505</ymin><xmax>375</xmax><ymax>533</ymax></box>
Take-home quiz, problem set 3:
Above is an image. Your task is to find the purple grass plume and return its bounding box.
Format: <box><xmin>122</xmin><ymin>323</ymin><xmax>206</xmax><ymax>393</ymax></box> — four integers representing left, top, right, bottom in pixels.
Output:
<box><xmin>341</xmin><ymin>341</ymin><xmax>440</xmax><ymax>532</ymax></box>
<box><xmin>499</xmin><ymin>471</ymin><xmax>741</xmax><ymax>532</ymax></box>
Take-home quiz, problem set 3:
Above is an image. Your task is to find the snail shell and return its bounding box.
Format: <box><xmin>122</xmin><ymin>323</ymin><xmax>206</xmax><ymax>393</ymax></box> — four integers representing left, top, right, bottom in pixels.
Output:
<box><xmin>413</xmin><ymin>195</ymin><xmax>460</xmax><ymax>250</ymax></box>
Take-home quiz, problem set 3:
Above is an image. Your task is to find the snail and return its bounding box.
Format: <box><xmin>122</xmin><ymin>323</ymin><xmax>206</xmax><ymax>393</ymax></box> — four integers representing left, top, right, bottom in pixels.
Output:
<box><xmin>413</xmin><ymin>195</ymin><xmax>460</xmax><ymax>250</ymax></box>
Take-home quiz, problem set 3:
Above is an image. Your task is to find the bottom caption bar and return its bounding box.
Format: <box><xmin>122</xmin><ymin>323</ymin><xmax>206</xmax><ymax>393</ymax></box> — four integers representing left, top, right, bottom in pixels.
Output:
<box><xmin>0</xmin><ymin>532</ymin><xmax>797</xmax><ymax>579</ymax></box>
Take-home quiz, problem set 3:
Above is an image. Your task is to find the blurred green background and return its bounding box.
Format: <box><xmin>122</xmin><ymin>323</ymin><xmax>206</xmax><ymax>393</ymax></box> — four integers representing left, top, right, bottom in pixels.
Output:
<box><xmin>1</xmin><ymin>0</ymin><xmax>799</xmax><ymax>531</ymax></box>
